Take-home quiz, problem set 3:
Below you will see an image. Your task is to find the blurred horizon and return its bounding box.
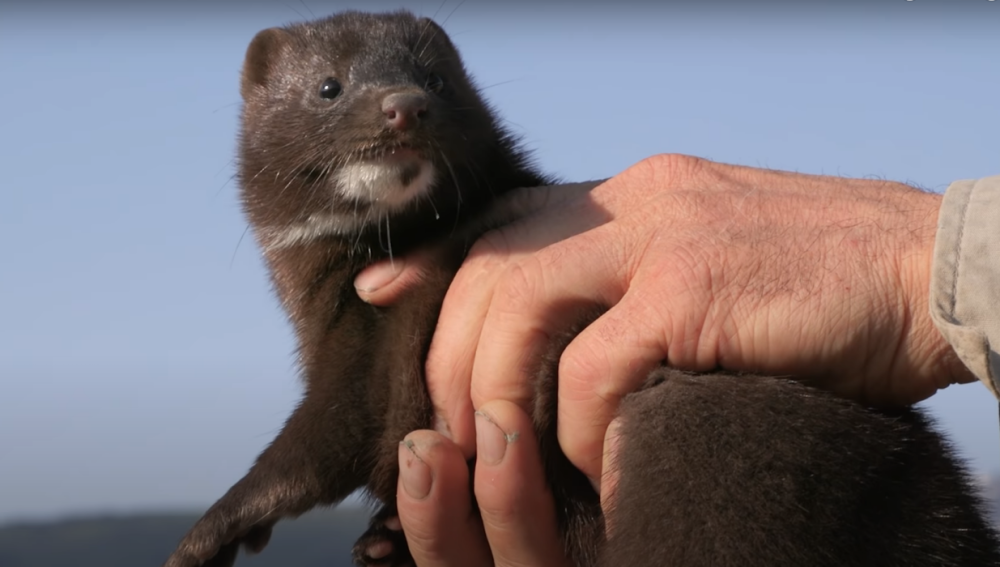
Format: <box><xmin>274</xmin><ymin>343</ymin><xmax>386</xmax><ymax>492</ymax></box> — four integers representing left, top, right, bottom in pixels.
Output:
<box><xmin>2</xmin><ymin>0</ymin><xmax>999</xmax><ymax>524</ymax></box>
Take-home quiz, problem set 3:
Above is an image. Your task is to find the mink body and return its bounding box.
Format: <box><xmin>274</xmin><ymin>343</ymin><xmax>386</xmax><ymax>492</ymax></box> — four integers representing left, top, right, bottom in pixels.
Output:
<box><xmin>163</xmin><ymin>11</ymin><xmax>1000</xmax><ymax>567</ymax></box>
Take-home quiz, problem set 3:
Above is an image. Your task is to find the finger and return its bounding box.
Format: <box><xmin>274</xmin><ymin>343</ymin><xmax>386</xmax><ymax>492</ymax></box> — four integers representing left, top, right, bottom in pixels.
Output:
<box><xmin>355</xmin><ymin>244</ymin><xmax>450</xmax><ymax>306</ymax></box>
<box><xmin>397</xmin><ymin>430</ymin><xmax>493</xmax><ymax>567</ymax></box>
<box><xmin>474</xmin><ymin>400</ymin><xmax>572</xmax><ymax>567</ymax></box>
<box><xmin>468</xmin><ymin>226</ymin><xmax>630</xmax><ymax>422</ymax></box>
<box><xmin>557</xmin><ymin>286</ymin><xmax>677</xmax><ymax>482</ymax></box>
<box><xmin>599</xmin><ymin>418</ymin><xmax>623</xmax><ymax>537</ymax></box>
<box><xmin>424</xmin><ymin>236</ymin><xmax>517</xmax><ymax>455</ymax></box>
<box><xmin>427</xmin><ymin>190</ymin><xmax>613</xmax><ymax>456</ymax></box>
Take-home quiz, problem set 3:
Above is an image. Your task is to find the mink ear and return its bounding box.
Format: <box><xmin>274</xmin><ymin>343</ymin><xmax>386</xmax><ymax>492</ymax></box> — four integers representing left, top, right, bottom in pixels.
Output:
<box><xmin>241</xmin><ymin>27</ymin><xmax>290</xmax><ymax>100</ymax></box>
<box><xmin>417</xmin><ymin>17</ymin><xmax>457</xmax><ymax>51</ymax></box>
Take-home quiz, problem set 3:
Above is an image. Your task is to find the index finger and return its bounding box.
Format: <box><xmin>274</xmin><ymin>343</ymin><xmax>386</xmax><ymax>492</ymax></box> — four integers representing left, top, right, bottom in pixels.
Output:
<box><xmin>427</xmin><ymin>185</ymin><xmax>612</xmax><ymax>456</ymax></box>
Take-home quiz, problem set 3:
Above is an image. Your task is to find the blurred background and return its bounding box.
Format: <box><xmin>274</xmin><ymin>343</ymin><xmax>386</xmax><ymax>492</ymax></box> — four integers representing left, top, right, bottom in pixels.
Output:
<box><xmin>1</xmin><ymin>0</ymin><xmax>998</xmax><ymax>564</ymax></box>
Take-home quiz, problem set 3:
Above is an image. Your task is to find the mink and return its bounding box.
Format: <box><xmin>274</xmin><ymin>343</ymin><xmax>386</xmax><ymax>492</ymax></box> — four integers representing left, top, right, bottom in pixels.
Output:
<box><xmin>163</xmin><ymin>11</ymin><xmax>1000</xmax><ymax>567</ymax></box>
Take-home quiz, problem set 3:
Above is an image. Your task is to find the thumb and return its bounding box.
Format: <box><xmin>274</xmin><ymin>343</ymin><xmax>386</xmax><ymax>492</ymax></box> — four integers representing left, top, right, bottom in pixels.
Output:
<box><xmin>355</xmin><ymin>246</ymin><xmax>444</xmax><ymax>306</ymax></box>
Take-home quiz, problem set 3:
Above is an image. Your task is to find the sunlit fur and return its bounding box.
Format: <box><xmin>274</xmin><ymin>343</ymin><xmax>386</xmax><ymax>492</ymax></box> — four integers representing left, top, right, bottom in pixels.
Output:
<box><xmin>263</xmin><ymin>160</ymin><xmax>437</xmax><ymax>252</ymax></box>
<box><xmin>333</xmin><ymin>160</ymin><xmax>436</xmax><ymax>209</ymax></box>
<box><xmin>262</xmin><ymin>211</ymin><xmax>367</xmax><ymax>252</ymax></box>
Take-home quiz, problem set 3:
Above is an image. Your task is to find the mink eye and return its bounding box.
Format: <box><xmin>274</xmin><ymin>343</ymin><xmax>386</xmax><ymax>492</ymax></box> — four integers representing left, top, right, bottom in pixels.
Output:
<box><xmin>319</xmin><ymin>78</ymin><xmax>342</xmax><ymax>99</ymax></box>
<box><xmin>426</xmin><ymin>73</ymin><xmax>445</xmax><ymax>94</ymax></box>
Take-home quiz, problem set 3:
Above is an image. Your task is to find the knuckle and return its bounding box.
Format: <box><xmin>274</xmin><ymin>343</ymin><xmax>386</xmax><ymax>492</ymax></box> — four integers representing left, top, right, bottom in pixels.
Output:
<box><xmin>559</xmin><ymin>337</ymin><xmax>614</xmax><ymax>401</ymax></box>
<box><xmin>493</xmin><ymin>257</ymin><xmax>544</xmax><ymax>313</ymax></box>
<box><xmin>634</xmin><ymin>153</ymin><xmax>705</xmax><ymax>185</ymax></box>
<box><xmin>456</xmin><ymin>230</ymin><xmax>515</xmax><ymax>284</ymax></box>
<box><xmin>470</xmin><ymin>376</ymin><xmax>508</xmax><ymax>409</ymax></box>
<box><xmin>468</xmin><ymin>227</ymin><xmax>513</xmax><ymax>263</ymax></box>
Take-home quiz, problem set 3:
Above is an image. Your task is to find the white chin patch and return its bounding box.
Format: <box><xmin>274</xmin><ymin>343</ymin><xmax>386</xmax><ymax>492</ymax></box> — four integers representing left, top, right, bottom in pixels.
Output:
<box><xmin>333</xmin><ymin>159</ymin><xmax>435</xmax><ymax>211</ymax></box>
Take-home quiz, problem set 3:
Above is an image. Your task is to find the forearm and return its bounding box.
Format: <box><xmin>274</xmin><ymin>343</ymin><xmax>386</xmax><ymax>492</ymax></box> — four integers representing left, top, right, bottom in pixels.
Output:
<box><xmin>929</xmin><ymin>175</ymin><xmax>1000</xmax><ymax>396</ymax></box>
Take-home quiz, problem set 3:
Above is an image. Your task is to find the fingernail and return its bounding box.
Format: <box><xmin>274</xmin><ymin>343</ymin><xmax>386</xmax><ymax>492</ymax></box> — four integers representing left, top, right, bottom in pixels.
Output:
<box><xmin>355</xmin><ymin>259</ymin><xmax>405</xmax><ymax>292</ymax></box>
<box><xmin>399</xmin><ymin>439</ymin><xmax>431</xmax><ymax>499</ymax></box>
<box><xmin>476</xmin><ymin>411</ymin><xmax>517</xmax><ymax>466</ymax></box>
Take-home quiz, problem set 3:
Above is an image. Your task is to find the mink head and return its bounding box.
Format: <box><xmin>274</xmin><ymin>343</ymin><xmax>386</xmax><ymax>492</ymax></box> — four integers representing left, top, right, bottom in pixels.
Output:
<box><xmin>237</xmin><ymin>11</ymin><xmax>507</xmax><ymax>250</ymax></box>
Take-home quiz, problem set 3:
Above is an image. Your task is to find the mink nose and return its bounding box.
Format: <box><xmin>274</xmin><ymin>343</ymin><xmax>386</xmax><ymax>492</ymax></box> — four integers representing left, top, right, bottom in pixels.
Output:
<box><xmin>382</xmin><ymin>93</ymin><xmax>428</xmax><ymax>131</ymax></box>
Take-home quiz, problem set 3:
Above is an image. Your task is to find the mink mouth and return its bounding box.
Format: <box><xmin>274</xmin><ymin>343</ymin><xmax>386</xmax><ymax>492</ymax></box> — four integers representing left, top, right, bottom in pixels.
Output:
<box><xmin>297</xmin><ymin>143</ymin><xmax>427</xmax><ymax>184</ymax></box>
<box><xmin>357</xmin><ymin>142</ymin><xmax>425</xmax><ymax>163</ymax></box>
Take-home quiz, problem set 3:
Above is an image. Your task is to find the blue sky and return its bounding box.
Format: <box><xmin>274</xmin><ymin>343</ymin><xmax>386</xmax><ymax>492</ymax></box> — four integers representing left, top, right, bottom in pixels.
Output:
<box><xmin>1</xmin><ymin>1</ymin><xmax>998</xmax><ymax>523</ymax></box>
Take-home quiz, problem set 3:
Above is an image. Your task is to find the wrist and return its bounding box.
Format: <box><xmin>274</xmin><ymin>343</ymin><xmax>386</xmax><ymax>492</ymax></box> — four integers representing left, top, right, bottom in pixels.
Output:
<box><xmin>894</xmin><ymin>188</ymin><xmax>976</xmax><ymax>401</ymax></box>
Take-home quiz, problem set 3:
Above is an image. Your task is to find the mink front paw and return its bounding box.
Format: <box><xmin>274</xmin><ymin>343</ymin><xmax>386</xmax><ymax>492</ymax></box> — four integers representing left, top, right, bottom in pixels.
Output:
<box><xmin>162</xmin><ymin>507</ymin><xmax>276</xmax><ymax>567</ymax></box>
<box><xmin>162</xmin><ymin>472</ymin><xmax>315</xmax><ymax>567</ymax></box>
<box><xmin>352</xmin><ymin>509</ymin><xmax>412</xmax><ymax>567</ymax></box>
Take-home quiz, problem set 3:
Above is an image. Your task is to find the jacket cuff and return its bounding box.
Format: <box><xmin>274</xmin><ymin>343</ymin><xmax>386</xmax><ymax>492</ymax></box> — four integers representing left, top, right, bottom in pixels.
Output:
<box><xmin>929</xmin><ymin>175</ymin><xmax>1000</xmax><ymax>396</ymax></box>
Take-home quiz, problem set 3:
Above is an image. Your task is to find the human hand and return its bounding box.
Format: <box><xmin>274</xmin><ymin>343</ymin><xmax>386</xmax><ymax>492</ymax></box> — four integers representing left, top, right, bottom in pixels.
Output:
<box><xmin>394</xmin><ymin>400</ymin><xmax>620</xmax><ymax>567</ymax></box>
<box><xmin>358</xmin><ymin>154</ymin><xmax>974</xmax><ymax>486</ymax></box>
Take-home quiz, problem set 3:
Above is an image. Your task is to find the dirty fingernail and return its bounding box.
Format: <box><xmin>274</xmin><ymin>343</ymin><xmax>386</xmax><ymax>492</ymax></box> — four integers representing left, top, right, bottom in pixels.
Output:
<box><xmin>476</xmin><ymin>411</ymin><xmax>516</xmax><ymax>466</ymax></box>
<box><xmin>355</xmin><ymin>259</ymin><xmax>405</xmax><ymax>292</ymax></box>
<box><xmin>399</xmin><ymin>439</ymin><xmax>431</xmax><ymax>499</ymax></box>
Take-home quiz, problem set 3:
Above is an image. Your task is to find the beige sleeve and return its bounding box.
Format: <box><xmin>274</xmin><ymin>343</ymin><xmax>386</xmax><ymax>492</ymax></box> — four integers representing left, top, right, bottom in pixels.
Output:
<box><xmin>929</xmin><ymin>175</ymin><xmax>1000</xmax><ymax>397</ymax></box>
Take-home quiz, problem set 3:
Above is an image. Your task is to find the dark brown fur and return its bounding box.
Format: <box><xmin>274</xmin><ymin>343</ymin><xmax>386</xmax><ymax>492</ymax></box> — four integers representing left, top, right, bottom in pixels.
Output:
<box><xmin>163</xmin><ymin>11</ymin><xmax>1000</xmax><ymax>567</ymax></box>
